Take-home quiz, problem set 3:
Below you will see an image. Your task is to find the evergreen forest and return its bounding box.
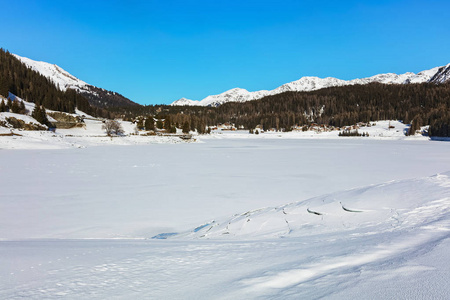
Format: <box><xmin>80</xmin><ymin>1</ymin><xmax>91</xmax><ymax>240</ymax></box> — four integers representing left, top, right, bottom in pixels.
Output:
<box><xmin>1</xmin><ymin>48</ymin><xmax>449</xmax><ymax>137</ymax></box>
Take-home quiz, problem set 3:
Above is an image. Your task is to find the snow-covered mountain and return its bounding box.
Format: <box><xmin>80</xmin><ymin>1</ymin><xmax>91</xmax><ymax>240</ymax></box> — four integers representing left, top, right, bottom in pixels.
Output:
<box><xmin>170</xmin><ymin>97</ymin><xmax>201</xmax><ymax>106</ymax></box>
<box><xmin>13</xmin><ymin>54</ymin><xmax>90</xmax><ymax>92</ymax></box>
<box><xmin>429</xmin><ymin>64</ymin><xmax>450</xmax><ymax>83</ymax></box>
<box><xmin>171</xmin><ymin>63</ymin><xmax>450</xmax><ymax>107</ymax></box>
<box><xmin>13</xmin><ymin>54</ymin><xmax>137</xmax><ymax>108</ymax></box>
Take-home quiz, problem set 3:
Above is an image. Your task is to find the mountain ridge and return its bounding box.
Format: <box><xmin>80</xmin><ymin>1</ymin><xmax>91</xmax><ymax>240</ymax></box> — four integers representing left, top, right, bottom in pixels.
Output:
<box><xmin>11</xmin><ymin>53</ymin><xmax>450</xmax><ymax>109</ymax></box>
<box><xmin>171</xmin><ymin>64</ymin><xmax>450</xmax><ymax>107</ymax></box>
<box><xmin>13</xmin><ymin>54</ymin><xmax>138</xmax><ymax>108</ymax></box>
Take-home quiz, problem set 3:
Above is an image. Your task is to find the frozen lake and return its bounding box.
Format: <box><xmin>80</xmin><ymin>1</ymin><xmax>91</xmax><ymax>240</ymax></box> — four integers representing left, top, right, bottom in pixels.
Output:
<box><xmin>1</xmin><ymin>138</ymin><xmax>449</xmax><ymax>239</ymax></box>
<box><xmin>1</xmin><ymin>138</ymin><xmax>450</xmax><ymax>299</ymax></box>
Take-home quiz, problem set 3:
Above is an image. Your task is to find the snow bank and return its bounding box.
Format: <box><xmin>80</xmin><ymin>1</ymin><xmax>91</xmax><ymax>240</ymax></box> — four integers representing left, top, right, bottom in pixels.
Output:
<box><xmin>173</xmin><ymin>172</ymin><xmax>450</xmax><ymax>239</ymax></box>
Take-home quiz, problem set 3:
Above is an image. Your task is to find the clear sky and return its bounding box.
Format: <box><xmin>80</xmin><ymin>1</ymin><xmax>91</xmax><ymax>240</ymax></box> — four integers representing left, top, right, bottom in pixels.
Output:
<box><xmin>2</xmin><ymin>0</ymin><xmax>449</xmax><ymax>105</ymax></box>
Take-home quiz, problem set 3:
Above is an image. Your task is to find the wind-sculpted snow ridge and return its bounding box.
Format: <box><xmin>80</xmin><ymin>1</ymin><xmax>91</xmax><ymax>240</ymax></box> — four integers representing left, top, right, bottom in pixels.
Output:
<box><xmin>163</xmin><ymin>172</ymin><xmax>450</xmax><ymax>240</ymax></box>
<box><xmin>171</xmin><ymin>64</ymin><xmax>450</xmax><ymax>106</ymax></box>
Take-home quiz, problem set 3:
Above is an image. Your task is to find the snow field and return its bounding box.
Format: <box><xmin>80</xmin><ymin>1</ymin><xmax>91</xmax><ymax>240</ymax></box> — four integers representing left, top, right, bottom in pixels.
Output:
<box><xmin>1</xmin><ymin>138</ymin><xmax>450</xmax><ymax>299</ymax></box>
<box><xmin>2</xmin><ymin>139</ymin><xmax>449</xmax><ymax>240</ymax></box>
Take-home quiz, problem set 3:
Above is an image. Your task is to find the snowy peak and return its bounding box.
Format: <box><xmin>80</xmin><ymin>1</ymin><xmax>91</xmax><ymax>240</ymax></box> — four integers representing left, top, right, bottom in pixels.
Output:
<box><xmin>170</xmin><ymin>97</ymin><xmax>201</xmax><ymax>106</ymax></box>
<box><xmin>172</xmin><ymin>88</ymin><xmax>271</xmax><ymax>107</ymax></box>
<box><xmin>272</xmin><ymin>76</ymin><xmax>348</xmax><ymax>94</ymax></box>
<box><xmin>171</xmin><ymin>64</ymin><xmax>450</xmax><ymax>106</ymax></box>
<box><xmin>13</xmin><ymin>54</ymin><xmax>89</xmax><ymax>92</ymax></box>
<box><xmin>200</xmin><ymin>87</ymin><xmax>270</xmax><ymax>107</ymax></box>
<box><xmin>429</xmin><ymin>63</ymin><xmax>450</xmax><ymax>84</ymax></box>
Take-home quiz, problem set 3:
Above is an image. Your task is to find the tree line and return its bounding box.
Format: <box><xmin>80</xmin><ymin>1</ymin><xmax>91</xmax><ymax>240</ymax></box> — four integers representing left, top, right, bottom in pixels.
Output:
<box><xmin>0</xmin><ymin>48</ymin><xmax>115</xmax><ymax>118</ymax></box>
<box><xmin>125</xmin><ymin>82</ymin><xmax>450</xmax><ymax>137</ymax></box>
<box><xmin>2</xmin><ymin>47</ymin><xmax>449</xmax><ymax>136</ymax></box>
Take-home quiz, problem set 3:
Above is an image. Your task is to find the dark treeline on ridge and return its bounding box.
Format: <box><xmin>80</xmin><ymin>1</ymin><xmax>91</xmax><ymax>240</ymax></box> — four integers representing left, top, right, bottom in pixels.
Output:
<box><xmin>0</xmin><ymin>48</ymin><xmax>112</xmax><ymax>118</ymax></box>
<box><xmin>1</xmin><ymin>49</ymin><xmax>88</xmax><ymax>114</ymax></box>
<box><xmin>214</xmin><ymin>82</ymin><xmax>450</xmax><ymax>136</ymax></box>
<box><xmin>118</xmin><ymin>82</ymin><xmax>450</xmax><ymax>137</ymax></box>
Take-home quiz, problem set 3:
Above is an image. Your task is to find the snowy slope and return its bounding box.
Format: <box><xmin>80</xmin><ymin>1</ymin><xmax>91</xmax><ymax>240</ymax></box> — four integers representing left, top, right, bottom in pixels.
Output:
<box><xmin>171</xmin><ymin>64</ymin><xmax>450</xmax><ymax>106</ymax></box>
<box><xmin>12</xmin><ymin>54</ymin><xmax>138</xmax><ymax>107</ymax></box>
<box><xmin>13</xmin><ymin>54</ymin><xmax>89</xmax><ymax>92</ymax></box>
<box><xmin>429</xmin><ymin>63</ymin><xmax>450</xmax><ymax>84</ymax></box>
<box><xmin>170</xmin><ymin>97</ymin><xmax>201</xmax><ymax>106</ymax></box>
<box><xmin>197</xmin><ymin>87</ymin><xmax>271</xmax><ymax>107</ymax></box>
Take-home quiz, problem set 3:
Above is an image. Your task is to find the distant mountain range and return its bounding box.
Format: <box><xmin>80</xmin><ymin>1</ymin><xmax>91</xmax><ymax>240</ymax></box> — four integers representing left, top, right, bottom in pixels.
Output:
<box><xmin>171</xmin><ymin>64</ymin><xmax>450</xmax><ymax>107</ymax></box>
<box><xmin>12</xmin><ymin>54</ymin><xmax>450</xmax><ymax>108</ymax></box>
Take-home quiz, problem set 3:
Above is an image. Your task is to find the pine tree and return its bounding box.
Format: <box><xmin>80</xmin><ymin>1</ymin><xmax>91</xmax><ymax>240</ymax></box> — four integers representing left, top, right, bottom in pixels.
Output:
<box><xmin>0</xmin><ymin>99</ymin><xmax>5</xmax><ymax>112</ymax></box>
<box><xmin>182</xmin><ymin>121</ymin><xmax>190</xmax><ymax>134</ymax></box>
<box><xmin>145</xmin><ymin>117</ymin><xmax>155</xmax><ymax>131</ymax></box>
<box><xmin>19</xmin><ymin>100</ymin><xmax>26</xmax><ymax>114</ymax></box>
<box><xmin>136</xmin><ymin>118</ymin><xmax>144</xmax><ymax>130</ymax></box>
<box><xmin>164</xmin><ymin>116</ymin><xmax>172</xmax><ymax>131</ymax></box>
<box><xmin>32</xmin><ymin>105</ymin><xmax>50</xmax><ymax>126</ymax></box>
<box><xmin>6</xmin><ymin>98</ymin><xmax>12</xmax><ymax>112</ymax></box>
<box><xmin>32</xmin><ymin>105</ymin><xmax>42</xmax><ymax>122</ymax></box>
<box><xmin>0</xmin><ymin>76</ymin><xmax>9</xmax><ymax>97</ymax></box>
<box><xmin>408</xmin><ymin>115</ymin><xmax>423</xmax><ymax>136</ymax></box>
<box><xmin>11</xmin><ymin>100</ymin><xmax>20</xmax><ymax>113</ymax></box>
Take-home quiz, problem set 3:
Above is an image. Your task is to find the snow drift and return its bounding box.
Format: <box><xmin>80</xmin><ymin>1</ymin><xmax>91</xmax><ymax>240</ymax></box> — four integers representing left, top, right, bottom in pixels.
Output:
<box><xmin>165</xmin><ymin>172</ymin><xmax>450</xmax><ymax>240</ymax></box>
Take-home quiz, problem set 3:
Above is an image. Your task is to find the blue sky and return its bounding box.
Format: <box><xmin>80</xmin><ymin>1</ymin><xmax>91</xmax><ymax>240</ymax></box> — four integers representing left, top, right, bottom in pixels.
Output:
<box><xmin>2</xmin><ymin>0</ymin><xmax>449</xmax><ymax>105</ymax></box>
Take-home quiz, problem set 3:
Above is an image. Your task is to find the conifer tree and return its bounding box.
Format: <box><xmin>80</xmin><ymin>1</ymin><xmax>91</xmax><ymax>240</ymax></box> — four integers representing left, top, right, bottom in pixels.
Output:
<box><xmin>0</xmin><ymin>76</ymin><xmax>9</xmax><ymax>97</ymax></box>
<box><xmin>19</xmin><ymin>100</ymin><xmax>26</xmax><ymax>114</ymax></box>
<box><xmin>145</xmin><ymin>117</ymin><xmax>155</xmax><ymax>131</ymax></box>
<box><xmin>6</xmin><ymin>98</ymin><xmax>12</xmax><ymax>112</ymax></box>
<box><xmin>164</xmin><ymin>115</ymin><xmax>172</xmax><ymax>131</ymax></box>
<box><xmin>156</xmin><ymin>119</ymin><xmax>164</xmax><ymax>129</ymax></box>
<box><xmin>408</xmin><ymin>115</ymin><xmax>423</xmax><ymax>136</ymax></box>
<box><xmin>182</xmin><ymin>121</ymin><xmax>190</xmax><ymax>134</ymax></box>
<box><xmin>0</xmin><ymin>99</ymin><xmax>5</xmax><ymax>112</ymax></box>
<box><xmin>32</xmin><ymin>105</ymin><xmax>50</xmax><ymax>126</ymax></box>
<box><xmin>11</xmin><ymin>100</ymin><xmax>20</xmax><ymax>113</ymax></box>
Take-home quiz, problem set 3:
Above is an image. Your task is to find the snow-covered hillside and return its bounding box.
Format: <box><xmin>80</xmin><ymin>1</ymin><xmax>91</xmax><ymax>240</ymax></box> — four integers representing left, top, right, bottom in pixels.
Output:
<box><xmin>12</xmin><ymin>54</ymin><xmax>137</xmax><ymax>107</ymax></box>
<box><xmin>13</xmin><ymin>54</ymin><xmax>89</xmax><ymax>92</ymax></box>
<box><xmin>171</xmin><ymin>63</ymin><xmax>450</xmax><ymax>107</ymax></box>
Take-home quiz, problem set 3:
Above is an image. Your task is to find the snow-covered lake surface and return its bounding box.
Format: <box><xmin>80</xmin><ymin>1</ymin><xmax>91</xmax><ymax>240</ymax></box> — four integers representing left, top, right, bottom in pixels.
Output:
<box><xmin>1</xmin><ymin>138</ymin><xmax>450</xmax><ymax>299</ymax></box>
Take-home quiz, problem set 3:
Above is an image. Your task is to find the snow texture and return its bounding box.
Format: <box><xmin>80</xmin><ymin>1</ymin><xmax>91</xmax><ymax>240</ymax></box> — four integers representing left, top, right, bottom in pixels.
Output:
<box><xmin>1</xmin><ymin>137</ymin><xmax>450</xmax><ymax>299</ymax></box>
